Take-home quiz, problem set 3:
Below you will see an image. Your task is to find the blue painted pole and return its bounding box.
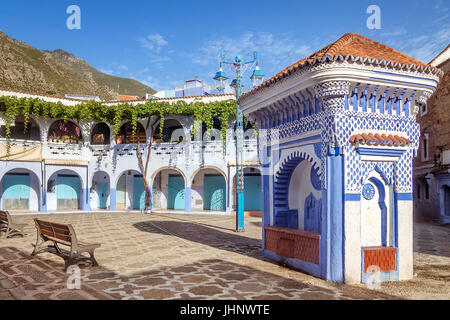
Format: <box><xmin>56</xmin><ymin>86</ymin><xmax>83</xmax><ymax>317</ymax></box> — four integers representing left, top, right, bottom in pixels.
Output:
<box><xmin>235</xmin><ymin>58</ymin><xmax>245</xmax><ymax>232</ymax></box>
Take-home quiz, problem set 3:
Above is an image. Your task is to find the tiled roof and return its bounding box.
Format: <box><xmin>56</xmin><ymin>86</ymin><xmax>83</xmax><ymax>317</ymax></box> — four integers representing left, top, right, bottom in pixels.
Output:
<box><xmin>118</xmin><ymin>95</ymin><xmax>140</xmax><ymax>102</ymax></box>
<box><xmin>240</xmin><ymin>33</ymin><xmax>441</xmax><ymax>101</ymax></box>
<box><xmin>349</xmin><ymin>132</ymin><xmax>411</xmax><ymax>146</ymax></box>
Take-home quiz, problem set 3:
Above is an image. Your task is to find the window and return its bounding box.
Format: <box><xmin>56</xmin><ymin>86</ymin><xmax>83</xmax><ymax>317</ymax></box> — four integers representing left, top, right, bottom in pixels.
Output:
<box><xmin>420</xmin><ymin>103</ymin><xmax>427</xmax><ymax>116</ymax></box>
<box><xmin>417</xmin><ymin>184</ymin><xmax>421</xmax><ymax>200</ymax></box>
<box><xmin>425</xmin><ymin>183</ymin><xmax>430</xmax><ymax>200</ymax></box>
<box><xmin>422</xmin><ymin>133</ymin><xmax>429</xmax><ymax>161</ymax></box>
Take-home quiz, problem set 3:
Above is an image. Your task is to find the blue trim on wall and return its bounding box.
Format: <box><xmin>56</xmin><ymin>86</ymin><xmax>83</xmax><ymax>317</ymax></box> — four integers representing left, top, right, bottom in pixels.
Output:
<box><xmin>356</xmin><ymin>147</ymin><xmax>406</xmax><ymax>157</ymax></box>
<box><xmin>369</xmin><ymin>177</ymin><xmax>388</xmax><ymax>246</ymax></box>
<box><xmin>393</xmin><ymin>189</ymin><xmax>399</xmax><ymax>248</ymax></box>
<box><xmin>396</xmin><ymin>192</ymin><xmax>413</xmax><ymax>200</ymax></box>
<box><xmin>277</xmin><ymin>134</ymin><xmax>321</xmax><ymax>148</ymax></box>
<box><xmin>344</xmin><ymin>193</ymin><xmax>361</xmax><ymax>201</ymax></box>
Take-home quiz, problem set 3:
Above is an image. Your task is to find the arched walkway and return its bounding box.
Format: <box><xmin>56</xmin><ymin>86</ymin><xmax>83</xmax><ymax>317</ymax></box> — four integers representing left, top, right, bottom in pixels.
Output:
<box><xmin>0</xmin><ymin>168</ymin><xmax>41</xmax><ymax>211</ymax></box>
<box><xmin>191</xmin><ymin>167</ymin><xmax>227</xmax><ymax>212</ymax></box>
<box><xmin>91</xmin><ymin>123</ymin><xmax>111</xmax><ymax>145</ymax></box>
<box><xmin>115</xmin><ymin>121</ymin><xmax>146</xmax><ymax>144</ymax></box>
<box><xmin>154</xmin><ymin>119</ymin><xmax>186</xmax><ymax>143</ymax></box>
<box><xmin>91</xmin><ymin>171</ymin><xmax>110</xmax><ymax>210</ymax></box>
<box><xmin>47</xmin><ymin>169</ymin><xmax>83</xmax><ymax>211</ymax></box>
<box><xmin>152</xmin><ymin>168</ymin><xmax>186</xmax><ymax>211</ymax></box>
<box><xmin>0</xmin><ymin>116</ymin><xmax>41</xmax><ymax>141</ymax></box>
<box><xmin>115</xmin><ymin>170</ymin><xmax>146</xmax><ymax>210</ymax></box>
<box><xmin>274</xmin><ymin>154</ymin><xmax>322</xmax><ymax>231</ymax></box>
<box><xmin>47</xmin><ymin>120</ymin><xmax>83</xmax><ymax>143</ymax></box>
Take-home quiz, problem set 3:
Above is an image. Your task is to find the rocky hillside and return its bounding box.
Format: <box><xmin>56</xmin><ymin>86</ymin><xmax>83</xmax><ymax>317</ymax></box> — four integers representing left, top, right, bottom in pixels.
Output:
<box><xmin>0</xmin><ymin>30</ymin><xmax>155</xmax><ymax>100</ymax></box>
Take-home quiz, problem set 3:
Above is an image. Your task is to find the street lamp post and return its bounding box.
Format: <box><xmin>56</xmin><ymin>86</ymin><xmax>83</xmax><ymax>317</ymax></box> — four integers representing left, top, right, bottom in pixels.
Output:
<box><xmin>214</xmin><ymin>53</ymin><xmax>264</xmax><ymax>232</ymax></box>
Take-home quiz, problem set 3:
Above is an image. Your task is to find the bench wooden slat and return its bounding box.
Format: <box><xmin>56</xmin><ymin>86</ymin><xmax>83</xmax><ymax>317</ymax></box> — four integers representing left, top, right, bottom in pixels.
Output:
<box><xmin>33</xmin><ymin>218</ymin><xmax>100</xmax><ymax>270</ymax></box>
<box><xmin>39</xmin><ymin>229</ymin><xmax>72</xmax><ymax>242</ymax></box>
<box><xmin>38</xmin><ymin>224</ymin><xmax>71</xmax><ymax>236</ymax></box>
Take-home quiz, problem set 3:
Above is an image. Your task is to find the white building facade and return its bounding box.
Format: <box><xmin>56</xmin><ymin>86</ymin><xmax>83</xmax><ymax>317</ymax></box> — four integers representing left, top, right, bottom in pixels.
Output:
<box><xmin>0</xmin><ymin>90</ymin><xmax>262</xmax><ymax>216</ymax></box>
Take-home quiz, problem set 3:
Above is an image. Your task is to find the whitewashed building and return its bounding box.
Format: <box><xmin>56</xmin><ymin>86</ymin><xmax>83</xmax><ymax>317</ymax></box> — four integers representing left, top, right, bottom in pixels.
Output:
<box><xmin>0</xmin><ymin>90</ymin><xmax>262</xmax><ymax>216</ymax></box>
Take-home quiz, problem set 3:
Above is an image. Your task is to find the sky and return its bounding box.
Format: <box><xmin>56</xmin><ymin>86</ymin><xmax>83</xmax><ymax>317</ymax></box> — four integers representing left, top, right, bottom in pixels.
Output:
<box><xmin>0</xmin><ymin>0</ymin><xmax>449</xmax><ymax>92</ymax></box>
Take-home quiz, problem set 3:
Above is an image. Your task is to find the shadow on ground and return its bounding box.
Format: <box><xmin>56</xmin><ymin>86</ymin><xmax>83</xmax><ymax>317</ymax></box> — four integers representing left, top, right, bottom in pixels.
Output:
<box><xmin>133</xmin><ymin>220</ymin><xmax>262</xmax><ymax>257</ymax></box>
<box><xmin>0</xmin><ymin>246</ymin><xmax>400</xmax><ymax>300</ymax></box>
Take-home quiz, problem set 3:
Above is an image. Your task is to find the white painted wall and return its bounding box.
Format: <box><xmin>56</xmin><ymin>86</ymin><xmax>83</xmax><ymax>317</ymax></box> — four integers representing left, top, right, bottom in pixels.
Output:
<box><xmin>397</xmin><ymin>200</ymin><xmax>414</xmax><ymax>280</ymax></box>
<box><xmin>344</xmin><ymin>201</ymin><xmax>362</xmax><ymax>284</ymax></box>
<box><xmin>361</xmin><ymin>181</ymin><xmax>381</xmax><ymax>246</ymax></box>
<box><xmin>288</xmin><ymin>160</ymin><xmax>321</xmax><ymax>230</ymax></box>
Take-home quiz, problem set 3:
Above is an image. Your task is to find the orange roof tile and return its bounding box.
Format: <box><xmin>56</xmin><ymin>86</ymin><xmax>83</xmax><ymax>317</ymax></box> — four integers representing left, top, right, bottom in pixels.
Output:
<box><xmin>349</xmin><ymin>132</ymin><xmax>411</xmax><ymax>146</ymax></box>
<box><xmin>240</xmin><ymin>33</ymin><xmax>441</xmax><ymax>101</ymax></box>
<box><xmin>118</xmin><ymin>95</ymin><xmax>140</xmax><ymax>102</ymax></box>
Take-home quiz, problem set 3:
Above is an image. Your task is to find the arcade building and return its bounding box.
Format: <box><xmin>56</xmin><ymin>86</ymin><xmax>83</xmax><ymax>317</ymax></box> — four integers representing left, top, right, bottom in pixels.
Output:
<box><xmin>240</xmin><ymin>33</ymin><xmax>442</xmax><ymax>284</ymax></box>
<box><xmin>0</xmin><ymin>92</ymin><xmax>262</xmax><ymax>217</ymax></box>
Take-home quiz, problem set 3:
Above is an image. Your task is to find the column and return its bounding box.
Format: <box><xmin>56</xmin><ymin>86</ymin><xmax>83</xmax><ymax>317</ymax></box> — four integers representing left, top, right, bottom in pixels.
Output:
<box><xmin>110</xmin><ymin>188</ymin><xmax>116</xmax><ymax>211</ymax></box>
<box><xmin>185</xmin><ymin>186</ymin><xmax>191</xmax><ymax>213</ymax></box>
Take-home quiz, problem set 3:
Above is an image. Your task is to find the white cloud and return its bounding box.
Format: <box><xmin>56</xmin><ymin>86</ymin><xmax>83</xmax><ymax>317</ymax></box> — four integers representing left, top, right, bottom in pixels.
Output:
<box><xmin>386</xmin><ymin>27</ymin><xmax>450</xmax><ymax>63</ymax></box>
<box><xmin>381</xmin><ymin>28</ymin><xmax>407</xmax><ymax>37</ymax></box>
<box><xmin>139</xmin><ymin>33</ymin><xmax>168</xmax><ymax>53</ymax></box>
<box><xmin>184</xmin><ymin>31</ymin><xmax>322</xmax><ymax>84</ymax></box>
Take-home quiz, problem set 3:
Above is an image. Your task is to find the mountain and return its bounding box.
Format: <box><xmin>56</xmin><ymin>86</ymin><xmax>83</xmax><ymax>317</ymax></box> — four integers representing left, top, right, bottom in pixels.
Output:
<box><xmin>0</xmin><ymin>30</ymin><xmax>155</xmax><ymax>100</ymax></box>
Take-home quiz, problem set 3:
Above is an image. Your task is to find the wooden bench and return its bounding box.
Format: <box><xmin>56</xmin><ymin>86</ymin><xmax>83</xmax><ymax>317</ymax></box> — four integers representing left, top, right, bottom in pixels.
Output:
<box><xmin>0</xmin><ymin>210</ymin><xmax>27</xmax><ymax>238</ymax></box>
<box><xmin>31</xmin><ymin>219</ymin><xmax>101</xmax><ymax>270</ymax></box>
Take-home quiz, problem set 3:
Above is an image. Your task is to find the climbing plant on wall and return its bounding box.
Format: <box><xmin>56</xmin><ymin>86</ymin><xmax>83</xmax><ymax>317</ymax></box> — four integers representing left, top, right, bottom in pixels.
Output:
<box><xmin>0</xmin><ymin>96</ymin><xmax>245</xmax><ymax>143</ymax></box>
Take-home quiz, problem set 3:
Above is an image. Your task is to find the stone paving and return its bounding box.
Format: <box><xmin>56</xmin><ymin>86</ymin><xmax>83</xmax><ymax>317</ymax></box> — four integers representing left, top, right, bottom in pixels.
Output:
<box><xmin>0</xmin><ymin>212</ymin><xmax>449</xmax><ymax>300</ymax></box>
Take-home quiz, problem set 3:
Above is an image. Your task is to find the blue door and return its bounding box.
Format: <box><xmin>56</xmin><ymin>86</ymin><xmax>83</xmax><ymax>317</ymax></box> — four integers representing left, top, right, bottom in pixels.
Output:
<box><xmin>2</xmin><ymin>173</ymin><xmax>30</xmax><ymax>210</ymax></box>
<box><xmin>133</xmin><ymin>175</ymin><xmax>145</xmax><ymax>210</ymax></box>
<box><xmin>97</xmin><ymin>182</ymin><xmax>108</xmax><ymax>209</ymax></box>
<box><xmin>56</xmin><ymin>175</ymin><xmax>81</xmax><ymax>210</ymax></box>
<box><xmin>168</xmin><ymin>174</ymin><xmax>185</xmax><ymax>210</ymax></box>
<box><xmin>244</xmin><ymin>174</ymin><xmax>262</xmax><ymax>211</ymax></box>
<box><xmin>204</xmin><ymin>174</ymin><xmax>226</xmax><ymax>211</ymax></box>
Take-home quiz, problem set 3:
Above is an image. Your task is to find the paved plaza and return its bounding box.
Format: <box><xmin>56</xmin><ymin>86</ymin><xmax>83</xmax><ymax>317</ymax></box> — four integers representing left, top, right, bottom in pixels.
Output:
<box><xmin>0</xmin><ymin>212</ymin><xmax>449</xmax><ymax>300</ymax></box>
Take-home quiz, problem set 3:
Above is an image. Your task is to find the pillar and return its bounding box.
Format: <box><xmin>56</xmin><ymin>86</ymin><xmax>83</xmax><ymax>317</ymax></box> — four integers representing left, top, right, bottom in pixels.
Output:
<box><xmin>82</xmin><ymin>188</ymin><xmax>91</xmax><ymax>211</ymax></box>
<box><xmin>185</xmin><ymin>186</ymin><xmax>191</xmax><ymax>212</ymax></box>
<box><xmin>327</xmin><ymin>146</ymin><xmax>344</xmax><ymax>282</ymax></box>
<box><xmin>110</xmin><ymin>188</ymin><xmax>116</xmax><ymax>211</ymax></box>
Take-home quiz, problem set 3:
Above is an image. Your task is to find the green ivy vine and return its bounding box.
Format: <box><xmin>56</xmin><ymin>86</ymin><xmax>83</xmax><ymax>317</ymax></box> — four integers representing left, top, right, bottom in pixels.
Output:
<box><xmin>0</xmin><ymin>96</ymin><xmax>254</xmax><ymax>148</ymax></box>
